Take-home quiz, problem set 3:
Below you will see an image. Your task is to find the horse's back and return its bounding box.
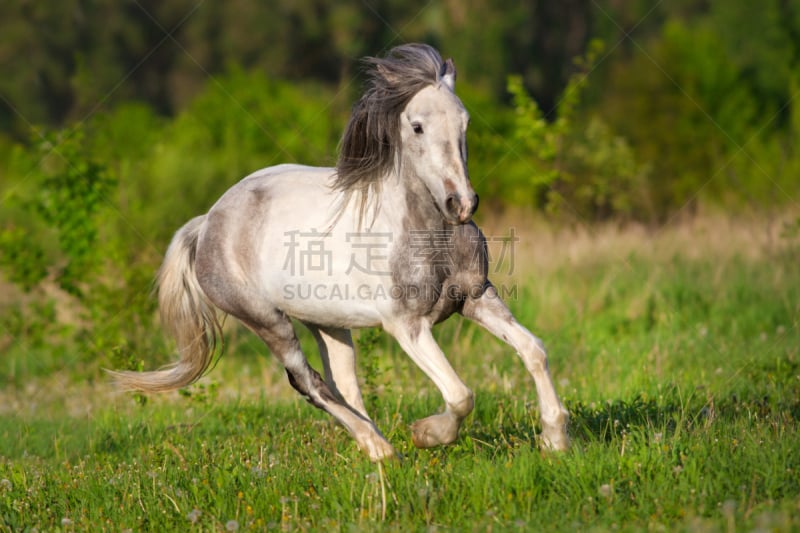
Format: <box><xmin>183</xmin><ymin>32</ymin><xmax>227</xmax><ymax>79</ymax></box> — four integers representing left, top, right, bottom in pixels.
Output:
<box><xmin>204</xmin><ymin>163</ymin><xmax>336</xmax><ymax>240</ymax></box>
<box><xmin>191</xmin><ymin>164</ymin><xmax>384</xmax><ymax>327</ymax></box>
<box><xmin>192</xmin><ymin>165</ymin><xmax>332</xmax><ymax>306</ymax></box>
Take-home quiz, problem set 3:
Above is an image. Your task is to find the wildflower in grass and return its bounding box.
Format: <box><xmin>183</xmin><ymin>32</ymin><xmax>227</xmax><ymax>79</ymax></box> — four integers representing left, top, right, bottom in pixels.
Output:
<box><xmin>225</xmin><ymin>519</ymin><xmax>239</xmax><ymax>531</ymax></box>
<box><xmin>61</xmin><ymin>517</ymin><xmax>73</xmax><ymax>527</ymax></box>
<box><xmin>187</xmin><ymin>509</ymin><xmax>201</xmax><ymax>524</ymax></box>
<box><xmin>722</xmin><ymin>499</ymin><xmax>737</xmax><ymax>522</ymax></box>
<box><xmin>0</xmin><ymin>479</ymin><xmax>11</xmax><ymax>491</ymax></box>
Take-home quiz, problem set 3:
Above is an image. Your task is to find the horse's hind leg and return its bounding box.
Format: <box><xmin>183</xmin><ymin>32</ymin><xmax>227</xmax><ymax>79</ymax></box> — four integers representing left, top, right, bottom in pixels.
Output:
<box><xmin>246</xmin><ymin>313</ymin><xmax>395</xmax><ymax>461</ymax></box>
<box><xmin>305</xmin><ymin>325</ymin><xmax>370</xmax><ymax>419</ymax></box>
<box><xmin>462</xmin><ymin>284</ymin><xmax>569</xmax><ymax>450</ymax></box>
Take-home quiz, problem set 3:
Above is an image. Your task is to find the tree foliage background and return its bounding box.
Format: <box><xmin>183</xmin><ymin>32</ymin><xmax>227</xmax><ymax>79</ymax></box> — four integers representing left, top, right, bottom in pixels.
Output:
<box><xmin>1</xmin><ymin>0</ymin><xmax>799</xmax><ymax>372</ymax></box>
<box><xmin>3</xmin><ymin>1</ymin><xmax>799</xmax><ymax>218</ymax></box>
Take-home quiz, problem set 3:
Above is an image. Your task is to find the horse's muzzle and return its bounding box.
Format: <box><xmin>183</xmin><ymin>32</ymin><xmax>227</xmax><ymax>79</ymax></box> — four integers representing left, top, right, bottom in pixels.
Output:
<box><xmin>446</xmin><ymin>192</ymin><xmax>479</xmax><ymax>223</ymax></box>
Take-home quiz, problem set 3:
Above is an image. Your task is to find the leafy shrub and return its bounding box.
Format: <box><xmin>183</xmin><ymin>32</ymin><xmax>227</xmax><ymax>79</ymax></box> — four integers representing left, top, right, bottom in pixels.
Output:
<box><xmin>0</xmin><ymin>129</ymin><xmax>161</xmax><ymax>379</ymax></box>
<box><xmin>0</xmin><ymin>71</ymin><xmax>349</xmax><ymax>381</ymax></box>
<box><xmin>507</xmin><ymin>41</ymin><xmax>649</xmax><ymax>221</ymax></box>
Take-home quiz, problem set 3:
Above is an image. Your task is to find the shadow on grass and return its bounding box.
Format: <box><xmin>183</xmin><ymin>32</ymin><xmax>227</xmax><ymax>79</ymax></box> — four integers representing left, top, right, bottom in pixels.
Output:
<box><xmin>5</xmin><ymin>388</ymin><xmax>796</xmax><ymax>463</ymax></box>
<box><xmin>466</xmin><ymin>389</ymin><xmax>800</xmax><ymax>450</ymax></box>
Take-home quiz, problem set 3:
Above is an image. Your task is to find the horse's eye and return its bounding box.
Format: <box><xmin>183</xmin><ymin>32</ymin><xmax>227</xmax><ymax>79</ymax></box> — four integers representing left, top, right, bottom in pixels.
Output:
<box><xmin>412</xmin><ymin>123</ymin><xmax>424</xmax><ymax>135</ymax></box>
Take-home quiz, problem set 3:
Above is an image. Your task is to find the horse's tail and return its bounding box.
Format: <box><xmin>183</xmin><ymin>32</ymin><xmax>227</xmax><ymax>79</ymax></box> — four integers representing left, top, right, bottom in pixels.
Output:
<box><xmin>109</xmin><ymin>215</ymin><xmax>223</xmax><ymax>392</ymax></box>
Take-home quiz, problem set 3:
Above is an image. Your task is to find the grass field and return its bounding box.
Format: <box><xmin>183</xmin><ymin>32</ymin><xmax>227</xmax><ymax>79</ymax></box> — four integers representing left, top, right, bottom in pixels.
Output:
<box><xmin>1</xmin><ymin>213</ymin><xmax>799</xmax><ymax>531</ymax></box>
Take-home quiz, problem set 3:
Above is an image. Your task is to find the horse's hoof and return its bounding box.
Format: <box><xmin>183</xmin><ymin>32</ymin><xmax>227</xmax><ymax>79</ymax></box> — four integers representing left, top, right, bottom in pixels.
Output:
<box><xmin>361</xmin><ymin>435</ymin><xmax>397</xmax><ymax>462</ymax></box>
<box><xmin>410</xmin><ymin>414</ymin><xmax>460</xmax><ymax>448</ymax></box>
<box><xmin>410</xmin><ymin>423</ymin><xmax>439</xmax><ymax>449</ymax></box>
<box><xmin>540</xmin><ymin>427</ymin><xmax>570</xmax><ymax>451</ymax></box>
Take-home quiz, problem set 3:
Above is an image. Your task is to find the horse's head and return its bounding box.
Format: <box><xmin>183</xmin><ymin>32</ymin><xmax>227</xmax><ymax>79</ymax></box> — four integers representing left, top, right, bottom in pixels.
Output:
<box><xmin>400</xmin><ymin>60</ymin><xmax>478</xmax><ymax>224</ymax></box>
<box><xmin>336</xmin><ymin>44</ymin><xmax>479</xmax><ymax>225</ymax></box>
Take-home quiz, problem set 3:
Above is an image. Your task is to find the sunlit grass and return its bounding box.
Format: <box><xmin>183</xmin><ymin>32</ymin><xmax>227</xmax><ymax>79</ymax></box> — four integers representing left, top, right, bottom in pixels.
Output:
<box><xmin>1</xmin><ymin>213</ymin><xmax>799</xmax><ymax>531</ymax></box>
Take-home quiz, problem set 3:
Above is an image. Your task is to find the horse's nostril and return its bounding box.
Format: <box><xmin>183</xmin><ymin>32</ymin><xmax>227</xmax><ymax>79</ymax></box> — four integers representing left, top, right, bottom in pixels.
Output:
<box><xmin>445</xmin><ymin>193</ymin><xmax>460</xmax><ymax>216</ymax></box>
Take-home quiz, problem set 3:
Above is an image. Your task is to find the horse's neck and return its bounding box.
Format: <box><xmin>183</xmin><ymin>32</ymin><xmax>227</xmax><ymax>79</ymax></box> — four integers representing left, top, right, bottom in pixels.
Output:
<box><xmin>381</xmin><ymin>169</ymin><xmax>447</xmax><ymax>233</ymax></box>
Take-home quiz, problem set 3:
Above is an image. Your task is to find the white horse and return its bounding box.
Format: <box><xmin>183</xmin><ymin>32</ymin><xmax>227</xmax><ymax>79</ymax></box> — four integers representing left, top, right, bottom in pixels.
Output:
<box><xmin>111</xmin><ymin>44</ymin><xmax>569</xmax><ymax>461</ymax></box>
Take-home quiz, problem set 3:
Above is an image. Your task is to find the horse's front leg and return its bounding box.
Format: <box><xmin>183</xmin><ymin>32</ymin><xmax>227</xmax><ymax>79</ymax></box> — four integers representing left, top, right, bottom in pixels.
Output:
<box><xmin>462</xmin><ymin>284</ymin><xmax>569</xmax><ymax>450</ymax></box>
<box><xmin>387</xmin><ymin>321</ymin><xmax>474</xmax><ymax>448</ymax></box>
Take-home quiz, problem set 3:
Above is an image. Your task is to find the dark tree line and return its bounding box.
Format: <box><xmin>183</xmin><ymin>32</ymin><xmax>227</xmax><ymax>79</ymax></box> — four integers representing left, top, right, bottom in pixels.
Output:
<box><xmin>2</xmin><ymin>1</ymin><xmax>799</xmax><ymax>219</ymax></box>
<box><xmin>0</xmin><ymin>0</ymin><xmax>596</xmax><ymax>131</ymax></box>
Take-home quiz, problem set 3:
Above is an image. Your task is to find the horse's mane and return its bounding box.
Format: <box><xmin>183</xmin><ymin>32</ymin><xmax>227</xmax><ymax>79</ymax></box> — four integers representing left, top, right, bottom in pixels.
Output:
<box><xmin>334</xmin><ymin>44</ymin><xmax>447</xmax><ymax>223</ymax></box>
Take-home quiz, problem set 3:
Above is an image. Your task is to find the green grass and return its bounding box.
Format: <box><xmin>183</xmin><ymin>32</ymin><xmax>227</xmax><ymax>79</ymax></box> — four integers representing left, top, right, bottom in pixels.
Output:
<box><xmin>1</xmin><ymin>216</ymin><xmax>799</xmax><ymax>531</ymax></box>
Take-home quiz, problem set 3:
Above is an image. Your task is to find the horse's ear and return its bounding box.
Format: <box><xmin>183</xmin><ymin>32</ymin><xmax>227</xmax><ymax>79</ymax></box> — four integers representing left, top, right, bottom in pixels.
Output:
<box><xmin>440</xmin><ymin>58</ymin><xmax>456</xmax><ymax>90</ymax></box>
